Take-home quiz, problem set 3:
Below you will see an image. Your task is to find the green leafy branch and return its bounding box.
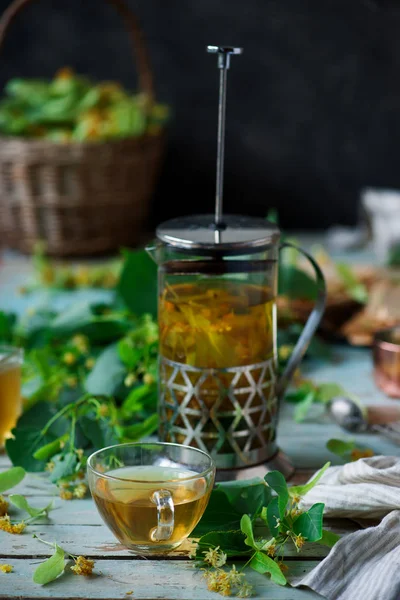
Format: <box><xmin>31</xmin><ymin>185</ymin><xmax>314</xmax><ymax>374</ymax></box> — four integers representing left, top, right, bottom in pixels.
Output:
<box><xmin>0</xmin><ymin>467</ymin><xmax>54</xmax><ymax>534</ymax></box>
<box><xmin>32</xmin><ymin>535</ymin><xmax>95</xmax><ymax>585</ymax></box>
<box><xmin>193</xmin><ymin>463</ymin><xmax>340</xmax><ymax>593</ymax></box>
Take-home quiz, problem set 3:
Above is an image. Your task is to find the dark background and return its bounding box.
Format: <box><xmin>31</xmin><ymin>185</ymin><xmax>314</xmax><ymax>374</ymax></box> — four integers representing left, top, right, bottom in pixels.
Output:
<box><xmin>0</xmin><ymin>0</ymin><xmax>399</xmax><ymax>229</ymax></box>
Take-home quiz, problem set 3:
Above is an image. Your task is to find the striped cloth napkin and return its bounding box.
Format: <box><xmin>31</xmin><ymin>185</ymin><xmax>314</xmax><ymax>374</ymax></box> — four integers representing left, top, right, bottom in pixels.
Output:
<box><xmin>291</xmin><ymin>456</ymin><xmax>400</xmax><ymax>600</ymax></box>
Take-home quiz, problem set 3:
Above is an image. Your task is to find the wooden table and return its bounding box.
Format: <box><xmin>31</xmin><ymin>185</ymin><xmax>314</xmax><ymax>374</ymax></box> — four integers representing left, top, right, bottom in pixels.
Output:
<box><xmin>0</xmin><ymin>238</ymin><xmax>398</xmax><ymax>599</ymax></box>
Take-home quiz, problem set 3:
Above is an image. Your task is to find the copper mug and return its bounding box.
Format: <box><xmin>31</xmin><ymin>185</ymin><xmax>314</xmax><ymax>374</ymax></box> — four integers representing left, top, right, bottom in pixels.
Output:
<box><xmin>373</xmin><ymin>327</ymin><xmax>400</xmax><ymax>399</ymax></box>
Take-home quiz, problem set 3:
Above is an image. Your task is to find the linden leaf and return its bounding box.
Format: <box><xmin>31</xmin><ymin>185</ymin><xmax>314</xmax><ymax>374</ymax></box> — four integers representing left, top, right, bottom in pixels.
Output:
<box><xmin>316</xmin><ymin>529</ymin><xmax>341</xmax><ymax>548</ymax></box>
<box><xmin>250</xmin><ymin>551</ymin><xmax>287</xmax><ymax>586</ymax></box>
<box><xmin>33</xmin><ymin>544</ymin><xmax>65</xmax><ymax>585</ymax></box>
<box><xmin>264</xmin><ymin>471</ymin><xmax>289</xmax><ymax>519</ymax></box>
<box><xmin>0</xmin><ymin>467</ymin><xmax>26</xmax><ymax>493</ymax></box>
<box><xmin>326</xmin><ymin>439</ymin><xmax>355</xmax><ymax>457</ymax></box>
<box><xmin>266</xmin><ymin>496</ymin><xmax>280</xmax><ymax>537</ymax></box>
<box><xmin>290</xmin><ymin>462</ymin><xmax>330</xmax><ymax>498</ymax></box>
<box><xmin>292</xmin><ymin>503</ymin><xmax>324</xmax><ymax>542</ymax></box>
<box><xmin>9</xmin><ymin>495</ymin><xmax>53</xmax><ymax>518</ymax></box>
<box><xmin>240</xmin><ymin>514</ymin><xmax>258</xmax><ymax>550</ymax></box>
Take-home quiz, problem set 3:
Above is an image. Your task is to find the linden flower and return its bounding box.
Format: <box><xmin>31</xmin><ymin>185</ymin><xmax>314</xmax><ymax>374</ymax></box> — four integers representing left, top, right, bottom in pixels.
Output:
<box><xmin>98</xmin><ymin>403</ymin><xmax>109</xmax><ymax>417</ymax></box>
<box><xmin>85</xmin><ymin>357</ymin><xmax>95</xmax><ymax>370</ymax></box>
<box><xmin>63</xmin><ymin>352</ymin><xmax>76</xmax><ymax>366</ymax></box>
<box><xmin>203</xmin><ymin>546</ymin><xmax>227</xmax><ymax>568</ymax></box>
<box><xmin>59</xmin><ymin>489</ymin><xmax>73</xmax><ymax>501</ymax></box>
<box><xmin>124</xmin><ymin>373</ymin><xmax>136</xmax><ymax>387</ymax></box>
<box><xmin>72</xmin><ymin>335</ymin><xmax>89</xmax><ymax>353</ymax></box>
<box><xmin>73</xmin><ymin>483</ymin><xmax>87</xmax><ymax>499</ymax></box>
<box><xmin>45</xmin><ymin>461</ymin><xmax>55</xmax><ymax>473</ymax></box>
<box><xmin>71</xmin><ymin>556</ymin><xmax>95</xmax><ymax>576</ymax></box>
<box><xmin>204</xmin><ymin>570</ymin><xmax>220</xmax><ymax>593</ymax></box>
<box><xmin>66</xmin><ymin>376</ymin><xmax>78</xmax><ymax>388</ymax></box>
<box><xmin>237</xmin><ymin>582</ymin><xmax>254</xmax><ymax>598</ymax></box>
<box><xmin>0</xmin><ymin>516</ymin><xmax>25</xmax><ymax>534</ymax></box>
<box><xmin>0</xmin><ymin>564</ymin><xmax>13</xmax><ymax>573</ymax></box>
<box><xmin>291</xmin><ymin>493</ymin><xmax>302</xmax><ymax>505</ymax></box>
<box><xmin>351</xmin><ymin>448</ymin><xmax>374</xmax><ymax>461</ymax></box>
<box><xmin>226</xmin><ymin>565</ymin><xmax>244</xmax><ymax>587</ymax></box>
<box><xmin>214</xmin><ymin>572</ymin><xmax>231</xmax><ymax>597</ymax></box>
<box><xmin>293</xmin><ymin>533</ymin><xmax>306</xmax><ymax>551</ymax></box>
<box><xmin>0</xmin><ymin>495</ymin><xmax>9</xmax><ymax>517</ymax></box>
<box><xmin>143</xmin><ymin>373</ymin><xmax>154</xmax><ymax>385</ymax></box>
<box><xmin>204</xmin><ymin>570</ymin><xmax>231</xmax><ymax>596</ymax></box>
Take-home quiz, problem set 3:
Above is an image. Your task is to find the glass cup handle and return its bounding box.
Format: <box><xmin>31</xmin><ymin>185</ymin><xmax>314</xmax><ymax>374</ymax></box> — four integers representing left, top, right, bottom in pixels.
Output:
<box><xmin>276</xmin><ymin>242</ymin><xmax>327</xmax><ymax>401</ymax></box>
<box><xmin>150</xmin><ymin>490</ymin><xmax>174</xmax><ymax>542</ymax></box>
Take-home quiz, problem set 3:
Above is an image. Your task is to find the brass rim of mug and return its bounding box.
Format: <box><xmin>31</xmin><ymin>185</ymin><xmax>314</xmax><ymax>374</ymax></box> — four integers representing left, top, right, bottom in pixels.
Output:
<box><xmin>87</xmin><ymin>441</ymin><xmax>216</xmax><ymax>483</ymax></box>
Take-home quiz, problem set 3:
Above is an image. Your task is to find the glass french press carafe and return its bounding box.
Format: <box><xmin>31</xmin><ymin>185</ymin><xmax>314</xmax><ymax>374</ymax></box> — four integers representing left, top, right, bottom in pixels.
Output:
<box><xmin>147</xmin><ymin>46</ymin><xmax>326</xmax><ymax>480</ymax></box>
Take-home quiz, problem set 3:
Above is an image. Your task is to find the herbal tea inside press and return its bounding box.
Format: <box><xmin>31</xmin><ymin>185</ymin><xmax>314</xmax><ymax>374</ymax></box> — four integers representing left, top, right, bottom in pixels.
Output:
<box><xmin>92</xmin><ymin>466</ymin><xmax>210</xmax><ymax>551</ymax></box>
<box><xmin>159</xmin><ymin>281</ymin><xmax>276</xmax><ymax>369</ymax></box>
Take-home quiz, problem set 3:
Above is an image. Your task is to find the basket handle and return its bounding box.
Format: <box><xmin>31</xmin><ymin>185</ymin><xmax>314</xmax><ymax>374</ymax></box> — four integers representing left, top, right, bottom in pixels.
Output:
<box><xmin>0</xmin><ymin>0</ymin><xmax>154</xmax><ymax>100</ymax></box>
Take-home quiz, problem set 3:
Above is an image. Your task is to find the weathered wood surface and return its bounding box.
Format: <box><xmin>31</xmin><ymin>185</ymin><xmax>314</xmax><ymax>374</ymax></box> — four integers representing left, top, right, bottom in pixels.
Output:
<box><xmin>0</xmin><ymin>559</ymin><xmax>325</xmax><ymax>600</ymax></box>
<box><xmin>0</xmin><ymin>239</ymin><xmax>396</xmax><ymax>599</ymax></box>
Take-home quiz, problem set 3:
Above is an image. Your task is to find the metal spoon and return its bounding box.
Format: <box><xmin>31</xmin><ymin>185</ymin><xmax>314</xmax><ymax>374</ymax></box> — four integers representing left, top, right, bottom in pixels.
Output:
<box><xmin>328</xmin><ymin>396</ymin><xmax>400</xmax><ymax>445</ymax></box>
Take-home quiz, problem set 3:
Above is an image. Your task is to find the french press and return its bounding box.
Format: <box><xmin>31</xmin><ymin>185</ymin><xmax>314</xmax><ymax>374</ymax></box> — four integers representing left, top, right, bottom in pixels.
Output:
<box><xmin>147</xmin><ymin>46</ymin><xmax>326</xmax><ymax>480</ymax></box>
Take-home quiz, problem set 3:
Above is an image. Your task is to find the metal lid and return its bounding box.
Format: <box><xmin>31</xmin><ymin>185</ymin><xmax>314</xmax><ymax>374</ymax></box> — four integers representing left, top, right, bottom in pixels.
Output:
<box><xmin>156</xmin><ymin>214</ymin><xmax>280</xmax><ymax>254</ymax></box>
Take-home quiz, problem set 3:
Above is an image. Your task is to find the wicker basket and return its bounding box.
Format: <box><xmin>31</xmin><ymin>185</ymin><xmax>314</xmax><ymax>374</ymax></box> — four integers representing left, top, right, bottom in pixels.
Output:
<box><xmin>0</xmin><ymin>0</ymin><xmax>165</xmax><ymax>256</ymax></box>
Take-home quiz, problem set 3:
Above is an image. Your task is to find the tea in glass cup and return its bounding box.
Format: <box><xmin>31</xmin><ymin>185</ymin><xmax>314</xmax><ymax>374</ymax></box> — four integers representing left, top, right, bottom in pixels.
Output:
<box><xmin>87</xmin><ymin>442</ymin><xmax>215</xmax><ymax>553</ymax></box>
<box><xmin>0</xmin><ymin>346</ymin><xmax>23</xmax><ymax>449</ymax></box>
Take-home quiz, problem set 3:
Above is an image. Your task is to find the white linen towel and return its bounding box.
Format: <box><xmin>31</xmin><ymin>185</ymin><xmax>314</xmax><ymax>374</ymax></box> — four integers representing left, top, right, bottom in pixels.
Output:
<box><xmin>292</xmin><ymin>456</ymin><xmax>400</xmax><ymax>600</ymax></box>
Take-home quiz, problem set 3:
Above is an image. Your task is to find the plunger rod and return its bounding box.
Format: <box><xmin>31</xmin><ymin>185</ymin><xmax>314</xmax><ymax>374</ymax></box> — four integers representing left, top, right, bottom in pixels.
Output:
<box><xmin>207</xmin><ymin>46</ymin><xmax>243</xmax><ymax>228</ymax></box>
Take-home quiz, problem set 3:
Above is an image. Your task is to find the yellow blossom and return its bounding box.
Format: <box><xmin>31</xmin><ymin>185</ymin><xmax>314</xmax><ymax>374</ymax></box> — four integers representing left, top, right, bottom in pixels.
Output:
<box><xmin>85</xmin><ymin>357</ymin><xmax>95</xmax><ymax>370</ymax></box>
<box><xmin>265</xmin><ymin>541</ymin><xmax>277</xmax><ymax>557</ymax></box>
<box><xmin>291</xmin><ymin>493</ymin><xmax>301</xmax><ymax>505</ymax></box>
<box><xmin>73</xmin><ymin>483</ymin><xmax>87</xmax><ymax>499</ymax></box>
<box><xmin>203</xmin><ymin>546</ymin><xmax>227</xmax><ymax>568</ymax></box>
<box><xmin>238</xmin><ymin>582</ymin><xmax>254</xmax><ymax>597</ymax></box>
<box><xmin>226</xmin><ymin>565</ymin><xmax>244</xmax><ymax>587</ymax></box>
<box><xmin>351</xmin><ymin>448</ymin><xmax>374</xmax><ymax>461</ymax></box>
<box><xmin>63</xmin><ymin>352</ymin><xmax>76</xmax><ymax>366</ymax></box>
<box><xmin>60</xmin><ymin>489</ymin><xmax>73</xmax><ymax>501</ymax></box>
<box><xmin>204</xmin><ymin>570</ymin><xmax>220</xmax><ymax>593</ymax></box>
<box><xmin>124</xmin><ymin>373</ymin><xmax>136</xmax><ymax>387</ymax></box>
<box><xmin>72</xmin><ymin>334</ymin><xmax>89</xmax><ymax>354</ymax></box>
<box><xmin>66</xmin><ymin>376</ymin><xmax>78</xmax><ymax>388</ymax></box>
<box><xmin>293</xmin><ymin>533</ymin><xmax>306</xmax><ymax>550</ymax></box>
<box><xmin>71</xmin><ymin>556</ymin><xmax>95</xmax><ymax>576</ymax></box>
<box><xmin>0</xmin><ymin>516</ymin><xmax>25</xmax><ymax>534</ymax></box>
<box><xmin>45</xmin><ymin>461</ymin><xmax>55</xmax><ymax>473</ymax></box>
<box><xmin>74</xmin><ymin>267</ymin><xmax>91</xmax><ymax>287</ymax></box>
<box><xmin>0</xmin><ymin>496</ymin><xmax>9</xmax><ymax>517</ymax></box>
<box><xmin>143</xmin><ymin>373</ymin><xmax>154</xmax><ymax>386</ymax></box>
<box><xmin>98</xmin><ymin>403</ymin><xmax>109</xmax><ymax>418</ymax></box>
<box><xmin>0</xmin><ymin>564</ymin><xmax>13</xmax><ymax>573</ymax></box>
<box><xmin>279</xmin><ymin>345</ymin><xmax>293</xmax><ymax>361</ymax></box>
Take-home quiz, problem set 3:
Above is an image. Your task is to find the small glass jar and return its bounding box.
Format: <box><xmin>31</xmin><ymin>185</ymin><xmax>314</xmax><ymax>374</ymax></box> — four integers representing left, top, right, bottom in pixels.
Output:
<box><xmin>0</xmin><ymin>346</ymin><xmax>23</xmax><ymax>448</ymax></box>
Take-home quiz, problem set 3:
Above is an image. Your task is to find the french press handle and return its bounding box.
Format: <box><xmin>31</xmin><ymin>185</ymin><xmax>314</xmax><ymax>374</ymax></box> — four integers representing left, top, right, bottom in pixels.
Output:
<box><xmin>276</xmin><ymin>242</ymin><xmax>327</xmax><ymax>401</ymax></box>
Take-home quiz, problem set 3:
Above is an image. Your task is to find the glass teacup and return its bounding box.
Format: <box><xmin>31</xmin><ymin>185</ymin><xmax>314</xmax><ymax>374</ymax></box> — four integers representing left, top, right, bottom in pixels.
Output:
<box><xmin>87</xmin><ymin>442</ymin><xmax>215</xmax><ymax>553</ymax></box>
<box><xmin>0</xmin><ymin>346</ymin><xmax>23</xmax><ymax>449</ymax></box>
